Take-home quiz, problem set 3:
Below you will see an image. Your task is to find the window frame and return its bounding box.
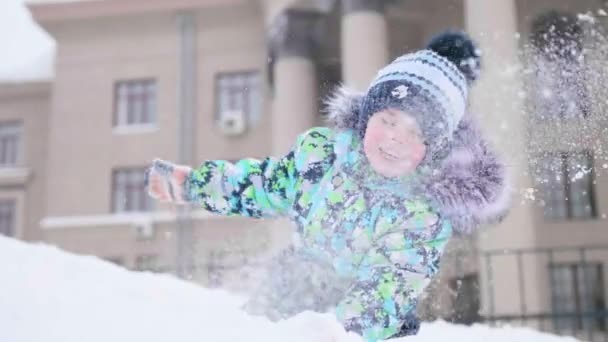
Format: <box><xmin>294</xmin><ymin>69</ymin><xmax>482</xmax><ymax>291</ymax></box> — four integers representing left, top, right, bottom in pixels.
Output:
<box><xmin>134</xmin><ymin>254</ymin><xmax>159</xmax><ymax>272</ymax></box>
<box><xmin>110</xmin><ymin>167</ymin><xmax>153</xmax><ymax>213</ymax></box>
<box><xmin>0</xmin><ymin>198</ymin><xmax>16</xmax><ymax>237</ymax></box>
<box><xmin>214</xmin><ymin>70</ymin><xmax>261</xmax><ymax>125</ymax></box>
<box><xmin>529</xmin><ymin>11</ymin><xmax>589</xmax><ymax>121</ymax></box>
<box><xmin>537</xmin><ymin>151</ymin><xmax>597</xmax><ymax>221</ymax></box>
<box><xmin>549</xmin><ymin>262</ymin><xmax>606</xmax><ymax>332</ymax></box>
<box><xmin>113</xmin><ymin>78</ymin><xmax>158</xmax><ymax>128</ymax></box>
<box><xmin>0</xmin><ymin>121</ymin><xmax>23</xmax><ymax>168</ymax></box>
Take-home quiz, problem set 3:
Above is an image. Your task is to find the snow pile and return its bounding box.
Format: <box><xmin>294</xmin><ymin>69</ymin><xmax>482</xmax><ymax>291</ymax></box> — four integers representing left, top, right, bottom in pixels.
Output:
<box><xmin>0</xmin><ymin>236</ymin><xmax>580</xmax><ymax>342</ymax></box>
<box><xmin>0</xmin><ymin>0</ymin><xmax>55</xmax><ymax>81</ymax></box>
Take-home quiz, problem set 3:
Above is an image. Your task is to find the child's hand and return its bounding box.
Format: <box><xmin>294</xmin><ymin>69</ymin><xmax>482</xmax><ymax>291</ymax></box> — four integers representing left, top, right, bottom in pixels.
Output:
<box><xmin>145</xmin><ymin>159</ymin><xmax>192</xmax><ymax>204</ymax></box>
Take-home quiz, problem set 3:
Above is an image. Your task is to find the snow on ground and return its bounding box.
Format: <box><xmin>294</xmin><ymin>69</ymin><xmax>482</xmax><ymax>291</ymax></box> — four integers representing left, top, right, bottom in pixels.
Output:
<box><xmin>0</xmin><ymin>236</ymin><xmax>581</xmax><ymax>342</ymax></box>
<box><xmin>0</xmin><ymin>0</ymin><xmax>55</xmax><ymax>81</ymax></box>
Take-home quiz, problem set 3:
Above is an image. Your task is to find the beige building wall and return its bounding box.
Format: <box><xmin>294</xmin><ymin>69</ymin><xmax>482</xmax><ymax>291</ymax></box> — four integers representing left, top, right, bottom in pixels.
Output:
<box><xmin>0</xmin><ymin>82</ymin><xmax>50</xmax><ymax>243</ymax></box>
<box><xmin>32</xmin><ymin>1</ymin><xmax>279</xmax><ymax>281</ymax></box>
<box><xmin>0</xmin><ymin>0</ymin><xmax>604</xmax><ymax>335</ymax></box>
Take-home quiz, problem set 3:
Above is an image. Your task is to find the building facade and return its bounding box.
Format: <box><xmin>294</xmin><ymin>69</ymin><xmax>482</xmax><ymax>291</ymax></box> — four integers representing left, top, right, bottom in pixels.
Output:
<box><xmin>1</xmin><ymin>0</ymin><xmax>607</xmax><ymax>339</ymax></box>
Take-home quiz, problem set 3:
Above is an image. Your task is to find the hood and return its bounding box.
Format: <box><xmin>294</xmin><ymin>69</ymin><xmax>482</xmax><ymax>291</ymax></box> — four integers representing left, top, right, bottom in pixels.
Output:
<box><xmin>322</xmin><ymin>85</ymin><xmax>511</xmax><ymax>234</ymax></box>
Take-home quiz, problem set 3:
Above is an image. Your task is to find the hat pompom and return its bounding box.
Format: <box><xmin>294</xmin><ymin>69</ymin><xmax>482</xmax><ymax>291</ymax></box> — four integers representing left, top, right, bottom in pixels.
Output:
<box><xmin>426</xmin><ymin>30</ymin><xmax>481</xmax><ymax>83</ymax></box>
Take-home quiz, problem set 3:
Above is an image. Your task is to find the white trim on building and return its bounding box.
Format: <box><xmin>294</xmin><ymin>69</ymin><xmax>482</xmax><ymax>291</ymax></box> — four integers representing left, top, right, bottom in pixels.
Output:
<box><xmin>40</xmin><ymin>210</ymin><xmax>217</xmax><ymax>229</ymax></box>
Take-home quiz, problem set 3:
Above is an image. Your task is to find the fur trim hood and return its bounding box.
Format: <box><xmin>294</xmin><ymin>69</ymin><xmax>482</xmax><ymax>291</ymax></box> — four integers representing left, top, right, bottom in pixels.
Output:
<box><xmin>323</xmin><ymin>86</ymin><xmax>511</xmax><ymax>234</ymax></box>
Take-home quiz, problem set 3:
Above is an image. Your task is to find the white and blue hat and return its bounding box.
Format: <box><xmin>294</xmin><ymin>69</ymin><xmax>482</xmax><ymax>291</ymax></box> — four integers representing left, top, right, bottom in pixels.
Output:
<box><xmin>358</xmin><ymin>30</ymin><xmax>481</xmax><ymax>164</ymax></box>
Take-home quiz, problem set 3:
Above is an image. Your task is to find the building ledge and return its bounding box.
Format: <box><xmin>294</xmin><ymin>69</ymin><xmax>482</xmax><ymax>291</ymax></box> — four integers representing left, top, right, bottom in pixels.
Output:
<box><xmin>0</xmin><ymin>167</ymin><xmax>33</xmax><ymax>186</ymax></box>
<box><xmin>29</xmin><ymin>0</ymin><xmax>250</xmax><ymax>24</ymax></box>
<box><xmin>0</xmin><ymin>82</ymin><xmax>51</xmax><ymax>100</ymax></box>
<box><xmin>40</xmin><ymin>210</ymin><xmax>218</xmax><ymax>230</ymax></box>
<box><xmin>112</xmin><ymin>124</ymin><xmax>159</xmax><ymax>135</ymax></box>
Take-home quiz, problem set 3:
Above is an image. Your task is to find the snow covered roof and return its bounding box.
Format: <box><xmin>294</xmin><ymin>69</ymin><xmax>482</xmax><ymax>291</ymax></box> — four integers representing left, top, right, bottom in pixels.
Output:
<box><xmin>0</xmin><ymin>0</ymin><xmax>55</xmax><ymax>83</ymax></box>
<box><xmin>0</xmin><ymin>0</ymin><xmax>252</xmax><ymax>84</ymax></box>
<box><xmin>0</xmin><ymin>0</ymin><xmax>249</xmax><ymax>84</ymax></box>
<box><xmin>0</xmin><ymin>236</ymin><xmax>581</xmax><ymax>342</ymax></box>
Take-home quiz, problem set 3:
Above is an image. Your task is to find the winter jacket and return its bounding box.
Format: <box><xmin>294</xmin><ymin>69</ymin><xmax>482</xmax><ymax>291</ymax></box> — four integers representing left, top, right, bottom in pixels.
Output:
<box><xmin>184</xmin><ymin>86</ymin><xmax>510</xmax><ymax>341</ymax></box>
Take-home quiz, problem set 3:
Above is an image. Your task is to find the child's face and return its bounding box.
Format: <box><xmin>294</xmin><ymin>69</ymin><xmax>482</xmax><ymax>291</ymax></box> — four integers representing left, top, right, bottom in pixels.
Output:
<box><xmin>363</xmin><ymin>109</ymin><xmax>427</xmax><ymax>178</ymax></box>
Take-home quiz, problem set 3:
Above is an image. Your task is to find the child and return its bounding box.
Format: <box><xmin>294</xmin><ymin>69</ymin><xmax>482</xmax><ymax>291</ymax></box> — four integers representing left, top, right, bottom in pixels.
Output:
<box><xmin>146</xmin><ymin>31</ymin><xmax>510</xmax><ymax>341</ymax></box>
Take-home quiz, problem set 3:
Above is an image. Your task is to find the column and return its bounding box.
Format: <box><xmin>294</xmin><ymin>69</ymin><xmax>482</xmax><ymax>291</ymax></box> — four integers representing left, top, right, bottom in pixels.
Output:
<box><xmin>265</xmin><ymin>8</ymin><xmax>322</xmax><ymax>252</ymax></box>
<box><xmin>465</xmin><ymin>0</ymin><xmax>543</xmax><ymax>326</ymax></box>
<box><xmin>269</xmin><ymin>9</ymin><xmax>321</xmax><ymax>156</ymax></box>
<box><xmin>341</xmin><ymin>0</ymin><xmax>389</xmax><ymax>91</ymax></box>
<box><xmin>176</xmin><ymin>11</ymin><xmax>196</xmax><ymax>280</ymax></box>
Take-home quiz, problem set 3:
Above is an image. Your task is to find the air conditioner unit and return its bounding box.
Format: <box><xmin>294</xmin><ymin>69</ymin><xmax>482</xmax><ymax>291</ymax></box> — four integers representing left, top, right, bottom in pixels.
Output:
<box><xmin>218</xmin><ymin>110</ymin><xmax>247</xmax><ymax>136</ymax></box>
<box><xmin>134</xmin><ymin>220</ymin><xmax>154</xmax><ymax>240</ymax></box>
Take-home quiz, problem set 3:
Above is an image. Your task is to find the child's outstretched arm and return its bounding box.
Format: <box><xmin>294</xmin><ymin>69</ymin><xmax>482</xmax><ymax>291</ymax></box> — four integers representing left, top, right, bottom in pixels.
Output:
<box><xmin>147</xmin><ymin>153</ymin><xmax>297</xmax><ymax>219</ymax></box>
<box><xmin>146</xmin><ymin>127</ymin><xmax>336</xmax><ymax>219</ymax></box>
<box><xmin>186</xmin><ymin>153</ymin><xmax>298</xmax><ymax>218</ymax></box>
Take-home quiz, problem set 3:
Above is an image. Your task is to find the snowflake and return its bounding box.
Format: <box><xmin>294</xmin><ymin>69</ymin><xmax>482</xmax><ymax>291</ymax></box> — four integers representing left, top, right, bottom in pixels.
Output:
<box><xmin>577</xmin><ymin>13</ymin><xmax>596</xmax><ymax>23</ymax></box>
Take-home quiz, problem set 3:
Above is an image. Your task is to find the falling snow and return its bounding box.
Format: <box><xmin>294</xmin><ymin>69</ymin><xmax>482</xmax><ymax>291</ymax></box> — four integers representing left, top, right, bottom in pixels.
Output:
<box><xmin>499</xmin><ymin>10</ymin><xmax>608</xmax><ymax>208</ymax></box>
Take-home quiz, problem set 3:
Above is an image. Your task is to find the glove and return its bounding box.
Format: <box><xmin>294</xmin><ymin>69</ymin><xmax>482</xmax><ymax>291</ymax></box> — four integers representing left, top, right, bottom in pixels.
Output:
<box><xmin>145</xmin><ymin>159</ymin><xmax>192</xmax><ymax>204</ymax></box>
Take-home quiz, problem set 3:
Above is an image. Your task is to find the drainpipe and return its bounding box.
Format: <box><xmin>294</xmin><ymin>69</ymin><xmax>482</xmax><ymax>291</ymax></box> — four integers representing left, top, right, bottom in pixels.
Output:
<box><xmin>176</xmin><ymin>11</ymin><xmax>196</xmax><ymax>279</ymax></box>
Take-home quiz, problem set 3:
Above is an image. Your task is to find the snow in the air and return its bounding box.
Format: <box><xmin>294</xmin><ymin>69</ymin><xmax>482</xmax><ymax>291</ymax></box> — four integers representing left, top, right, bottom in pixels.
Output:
<box><xmin>0</xmin><ymin>236</ymin><xmax>580</xmax><ymax>342</ymax></box>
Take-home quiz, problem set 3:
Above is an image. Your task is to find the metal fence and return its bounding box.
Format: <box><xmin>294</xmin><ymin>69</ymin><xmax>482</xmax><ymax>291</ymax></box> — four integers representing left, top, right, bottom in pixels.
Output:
<box><xmin>479</xmin><ymin>245</ymin><xmax>608</xmax><ymax>342</ymax></box>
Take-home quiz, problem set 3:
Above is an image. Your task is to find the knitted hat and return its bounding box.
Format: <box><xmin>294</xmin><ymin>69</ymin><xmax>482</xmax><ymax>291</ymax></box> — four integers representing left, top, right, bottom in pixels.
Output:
<box><xmin>358</xmin><ymin>30</ymin><xmax>481</xmax><ymax>165</ymax></box>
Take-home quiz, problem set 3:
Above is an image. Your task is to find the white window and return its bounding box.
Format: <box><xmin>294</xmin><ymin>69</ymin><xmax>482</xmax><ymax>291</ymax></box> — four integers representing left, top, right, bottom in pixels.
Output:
<box><xmin>550</xmin><ymin>263</ymin><xmax>606</xmax><ymax>332</ymax></box>
<box><xmin>567</xmin><ymin>153</ymin><xmax>595</xmax><ymax>219</ymax></box>
<box><xmin>0</xmin><ymin>122</ymin><xmax>22</xmax><ymax>167</ymax></box>
<box><xmin>530</xmin><ymin>12</ymin><xmax>589</xmax><ymax>120</ymax></box>
<box><xmin>111</xmin><ymin>168</ymin><xmax>153</xmax><ymax>213</ymax></box>
<box><xmin>114</xmin><ymin>79</ymin><xmax>157</xmax><ymax>127</ymax></box>
<box><xmin>0</xmin><ymin>199</ymin><xmax>16</xmax><ymax>237</ymax></box>
<box><xmin>534</xmin><ymin>152</ymin><xmax>596</xmax><ymax>220</ymax></box>
<box><xmin>448</xmin><ymin>273</ymin><xmax>481</xmax><ymax>324</ymax></box>
<box><xmin>135</xmin><ymin>254</ymin><xmax>158</xmax><ymax>272</ymax></box>
<box><xmin>216</xmin><ymin>72</ymin><xmax>261</xmax><ymax>124</ymax></box>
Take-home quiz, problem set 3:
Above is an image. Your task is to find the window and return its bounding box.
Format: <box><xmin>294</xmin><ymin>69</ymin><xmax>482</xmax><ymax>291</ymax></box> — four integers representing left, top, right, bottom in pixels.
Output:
<box><xmin>318</xmin><ymin>62</ymin><xmax>342</xmax><ymax>114</ymax></box>
<box><xmin>550</xmin><ymin>263</ymin><xmax>606</xmax><ymax>332</ymax></box>
<box><xmin>0</xmin><ymin>122</ymin><xmax>21</xmax><ymax>167</ymax></box>
<box><xmin>114</xmin><ymin>79</ymin><xmax>156</xmax><ymax>127</ymax></box>
<box><xmin>111</xmin><ymin>168</ymin><xmax>153</xmax><ymax>213</ymax></box>
<box><xmin>135</xmin><ymin>254</ymin><xmax>158</xmax><ymax>272</ymax></box>
<box><xmin>0</xmin><ymin>199</ymin><xmax>16</xmax><ymax>237</ymax></box>
<box><xmin>530</xmin><ymin>11</ymin><xmax>589</xmax><ymax>120</ymax></box>
<box><xmin>215</xmin><ymin>72</ymin><xmax>261</xmax><ymax>124</ymax></box>
<box><xmin>448</xmin><ymin>273</ymin><xmax>481</xmax><ymax>325</ymax></box>
<box><xmin>567</xmin><ymin>153</ymin><xmax>596</xmax><ymax>219</ymax></box>
<box><xmin>534</xmin><ymin>151</ymin><xmax>596</xmax><ymax>220</ymax></box>
<box><xmin>207</xmin><ymin>250</ymin><xmax>227</xmax><ymax>287</ymax></box>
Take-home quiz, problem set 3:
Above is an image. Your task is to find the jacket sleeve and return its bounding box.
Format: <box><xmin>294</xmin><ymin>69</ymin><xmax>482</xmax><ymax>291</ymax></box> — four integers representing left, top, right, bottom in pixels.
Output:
<box><xmin>184</xmin><ymin>127</ymin><xmax>336</xmax><ymax>218</ymax></box>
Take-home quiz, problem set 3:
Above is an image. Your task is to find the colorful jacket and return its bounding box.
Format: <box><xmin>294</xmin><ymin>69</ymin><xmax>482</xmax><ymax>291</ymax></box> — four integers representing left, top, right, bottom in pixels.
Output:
<box><xmin>185</xmin><ymin>87</ymin><xmax>510</xmax><ymax>341</ymax></box>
